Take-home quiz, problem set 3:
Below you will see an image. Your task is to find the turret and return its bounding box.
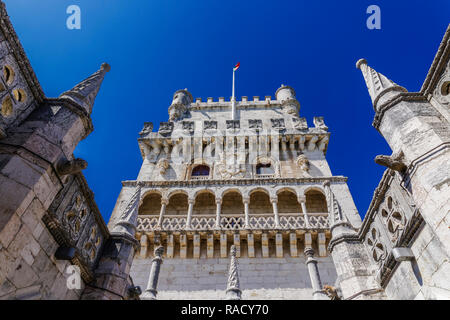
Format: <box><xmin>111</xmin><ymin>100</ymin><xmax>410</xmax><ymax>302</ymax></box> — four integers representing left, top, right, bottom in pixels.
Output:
<box><xmin>168</xmin><ymin>89</ymin><xmax>192</xmax><ymax>121</ymax></box>
<box><xmin>59</xmin><ymin>63</ymin><xmax>110</xmax><ymax>114</ymax></box>
<box><xmin>356</xmin><ymin>59</ymin><xmax>407</xmax><ymax>111</ymax></box>
<box><xmin>275</xmin><ymin>84</ymin><xmax>300</xmax><ymax>115</ymax></box>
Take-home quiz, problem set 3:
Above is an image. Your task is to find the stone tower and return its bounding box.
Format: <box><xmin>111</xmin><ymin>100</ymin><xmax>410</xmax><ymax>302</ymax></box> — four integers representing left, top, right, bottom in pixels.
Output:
<box><xmin>337</xmin><ymin>25</ymin><xmax>450</xmax><ymax>300</ymax></box>
<box><xmin>0</xmin><ymin>1</ymin><xmax>139</xmax><ymax>300</ymax></box>
<box><xmin>108</xmin><ymin>84</ymin><xmax>363</xmax><ymax>299</ymax></box>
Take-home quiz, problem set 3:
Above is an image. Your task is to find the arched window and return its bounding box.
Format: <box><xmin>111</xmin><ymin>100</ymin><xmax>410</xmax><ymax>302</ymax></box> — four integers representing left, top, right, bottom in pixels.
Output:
<box><xmin>305</xmin><ymin>190</ymin><xmax>327</xmax><ymax>213</ymax></box>
<box><xmin>192</xmin><ymin>165</ymin><xmax>210</xmax><ymax>177</ymax></box>
<box><xmin>256</xmin><ymin>163</ymin><xmax>274</xmax><ymax>175</ymax></box>
<box><xmin>249</xmin><ymin>191</ymin><xmax>272</xmax><ymax>214</ymax></box>
<box><xmin>139</xmin><ymin>193</ymin><xmax>162</xmax><ymax>215</ymax></box>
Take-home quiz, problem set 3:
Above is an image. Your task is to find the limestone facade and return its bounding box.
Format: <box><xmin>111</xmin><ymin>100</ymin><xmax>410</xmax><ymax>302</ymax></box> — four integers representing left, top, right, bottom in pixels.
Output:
<box><xmin>341</xmin><ymin>24</ymin><xmax>450</xmax><ymax>300</ymax></box>
<box><xmin>0</xmin><ymin>0</ymin><xmax>448</xmax><ymax>300</ymax></box>
<box><xmin>0</xmin><ymin>1</ymin><xmax>137</xmax><ymax>300</ymax></box>
<box><xmin>111</xmin><ymin>79</ymin><xmax>362</xmax><ymax>299</ymax></box>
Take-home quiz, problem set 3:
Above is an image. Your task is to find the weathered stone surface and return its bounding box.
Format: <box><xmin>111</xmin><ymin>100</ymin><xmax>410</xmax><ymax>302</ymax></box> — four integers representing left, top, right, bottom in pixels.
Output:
<box><xmin>131</xmin><ymin>255</ymin><xmax>337</xmax><ymax>300</ymax></box>
<box><xmin>0</xmin><ymin>0</ymin><xmax>449</xmax><ymax>300</ymax></box>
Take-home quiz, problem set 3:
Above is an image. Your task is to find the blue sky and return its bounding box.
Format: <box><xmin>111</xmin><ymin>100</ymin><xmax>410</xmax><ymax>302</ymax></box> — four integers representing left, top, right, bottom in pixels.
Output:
<box><xmin>4</xmin><ymin>0</ymin><xmax>449</xmax><ymax>222</ymax></box>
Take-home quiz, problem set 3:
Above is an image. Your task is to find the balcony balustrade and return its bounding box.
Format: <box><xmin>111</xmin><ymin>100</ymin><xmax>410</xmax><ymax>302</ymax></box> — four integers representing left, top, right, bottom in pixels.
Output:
<box><xmin>190</xmin><ymin>176</ymin><xmax>210</xmax><ymax>181</ymax></box>
<box><xmin>137</xmin><ymin>213</ymin><xmax>329</xmax><ymax>232</ymax></box>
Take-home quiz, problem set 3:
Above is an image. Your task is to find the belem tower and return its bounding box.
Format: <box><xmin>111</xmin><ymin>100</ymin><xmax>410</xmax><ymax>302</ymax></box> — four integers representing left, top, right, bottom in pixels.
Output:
<box><xmin>0</xmin><ymin>1</ymin><xmax>448</xmax><ymax>299</ymax></box>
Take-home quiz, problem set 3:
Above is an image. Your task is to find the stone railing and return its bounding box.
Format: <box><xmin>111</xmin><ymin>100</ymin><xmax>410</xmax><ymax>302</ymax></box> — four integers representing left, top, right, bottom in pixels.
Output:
<box><xmin>137</xmin><ymin>213</ymin><xmax>329</xmax><ymax>232</ymax></box>
<box><xmin>255</xmin><ymin>174</ymin><xmax>275</xmax><ymax>179</ymax></box>
<box><xmin>190</xmin><ymin>176</ymin><xmax>210</xmax><ymax>181</ymax></box>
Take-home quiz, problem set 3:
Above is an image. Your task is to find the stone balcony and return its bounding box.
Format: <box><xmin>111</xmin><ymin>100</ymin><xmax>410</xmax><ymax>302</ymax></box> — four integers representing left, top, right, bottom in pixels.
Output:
<box><xmin>137</xmin><ymin>213</ymin><xmax>329</xmax><ymax>232</ymax></box>
<box><xmin>135</xmin><ymin>212</ymin><xmax>330</xmax><ymax>259</ymax></box>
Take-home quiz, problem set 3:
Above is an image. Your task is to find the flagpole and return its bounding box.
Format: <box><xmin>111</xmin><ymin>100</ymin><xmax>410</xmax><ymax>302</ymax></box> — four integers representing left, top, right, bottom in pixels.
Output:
<box><xmin>232</xmin><ymin>68</ymin><xmax>236</xmax><ymax>120</ymax></box>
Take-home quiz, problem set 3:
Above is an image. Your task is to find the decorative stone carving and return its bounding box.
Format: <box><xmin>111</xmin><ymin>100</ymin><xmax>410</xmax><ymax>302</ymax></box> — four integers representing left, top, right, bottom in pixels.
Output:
<box><xmin>271</xmin><ymin>118</ymin><xmax>285</xmax><ymax>130</ymax></box>
<box><xmin>375</xmin><ymin>152</ymin><xmax>406</xmax><ymax>172</ymax></box>
<box><xmin>248</xmin><ymin>119</ymin><xmax>262</xmax><ymax>130</ymax></box>
<box><xmin>313</xmin><ymin>117</ymin><xmax>328</xmax><ymax>131</ymax></box>
<box><xmin>226</xmin><ymin>120</ymin><xmax>240</xmax><ymax>130</ymax></box>
<box><xmin>225</xmin><ymin>245</ymin><xmax>241</xmax><ymax>300</ymax></box>
<box><xmin>43</xmin><ymin>174</ymin><xmax>108</xmax><ymax>283</ymax></box>
<box><xmin>80</xmin><ymin>224</ymin><xmax>102</xmax><ymax>263</ymax></box>
<box><xmin>381</xmin><ymin>209</ymin><xmax>406</xmax><ymax>243</ymax></box>
<box><xmin>323</xmin><ymin>285</ymin><xmax>341</xmax><ymax>300</ymax></box>
<box><xmin>156</xmin><ymin>158</ymin><xmax>170</xmax><ymax>175</ymax></box>
<box><xmin>216</xmin><ymin>158</ymin><xmax>246</xmax><ymax>179</ymax></box>
<box><xmin>182</xmin><ymin>121</ymin><xmax>194</xmax><ymax>134</ymax></box>
<box><xmin>62</xmin><ymin>192</ymin><xmax>89</xmax><ymax>242</ymax></box>
<box><xmin>204</xmin><ymin>120</ymin><xmax>217</xmax><ymax>130</ymax></box>
<box><xmin>0</xmin><ymin>64</ymin><xmax>28</xmax><ymax>120</ymax></box>
<box><xmin>296</xmin><ymin>154</ymin><xmax>310</xmax><ymax>173</ymax></box>
<box><xmin>380</xmin><ymin>195</ymin><xmax>406</xmax><ymax>243</ymax></box>
<box><xmin>434</xmin><ymin>74</ymin><xmax>450</xmax><ymax>106</ymax></box>
<box><xmin>366</xmin><ymin>227</ymin><xmax>387</xmax><ymax>265</ymax></box>
<box><xmin>292</xmin><ymin>117</ymin><xmax>308</xmax><ymax>130</ymax></box>
<box><xmin>56</xmin><ymin>158</ymin><xmax>88</xmax><ymax>176</ymax></box>
<box><xmin>257</xmin><ymin>155</ymin><xmax>271</xmax><ymax>165</ymax></box>
<box><xmin>139</xmin><ymin>122</ymin><xmax>153</xmax><ymax>137</ymax></box>
<box><xmin>158</xmin><ymin>122</ymin><xmax>173</xmax><ymax>136</ymax></box>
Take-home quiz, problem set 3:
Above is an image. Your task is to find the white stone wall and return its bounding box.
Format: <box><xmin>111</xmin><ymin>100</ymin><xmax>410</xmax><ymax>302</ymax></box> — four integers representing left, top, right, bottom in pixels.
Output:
<box><xmin>0</xmin><ymin>195</ymin><xmax>85</xmax><ymax>300</ymax></box>
<box><xmin>384</xmin><ymin>223</ymin><xmax>450</xmax><ymax>299</ymax></box>
<box><xmin>131</xmin><ymin>255</ymin><xmax>337</xmax><ymax>300</ymax></box>
<box><xmin>329</xmin><ymin>182</ymin><xmax>363</xmax><ymax>228</ymax></box>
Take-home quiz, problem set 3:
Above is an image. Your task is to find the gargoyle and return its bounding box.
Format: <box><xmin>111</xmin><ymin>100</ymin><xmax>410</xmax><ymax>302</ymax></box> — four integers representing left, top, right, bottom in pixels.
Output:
<box><xmin>323</xmin><ymin>285</ymin><xmax>341</xmax><ymax>300</ymax></box>
<box><xmin>56</xmin><ymin>158</ymin><xmax>87</xmax><ymax>176</ymax></box>
<box><xmin>374</xmin><ymin>151</ymin><xmax>406</xmax><ymax>172</ymax></box>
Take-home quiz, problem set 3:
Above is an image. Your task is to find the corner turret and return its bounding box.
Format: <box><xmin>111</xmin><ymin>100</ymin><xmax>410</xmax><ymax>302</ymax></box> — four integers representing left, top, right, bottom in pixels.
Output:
<box><xmin>356</xmin><ymin>59</ymin><xmax>407</xmax><ymax>111</ymax></box>
<box><xmin>275</xmin><ymin>84</ymin><xmax>300</xmax><ymax>115</ymax></box>
<box><xmin>59</xmin><ymin>63</ymin><xmax>110</xmax><ymax>114</ymax></box>
<box><xmin>168</xmin><ymin>89</ymin><xmax>193</xmax><ymax>121</ymax></box>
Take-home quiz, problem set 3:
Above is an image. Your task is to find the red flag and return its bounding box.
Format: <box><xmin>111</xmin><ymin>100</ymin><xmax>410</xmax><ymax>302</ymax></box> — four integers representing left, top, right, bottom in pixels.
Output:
<box><xmin>233</xmin><ymin>62</ymin><xmax>240</xmax><ymax>71</ymax></box>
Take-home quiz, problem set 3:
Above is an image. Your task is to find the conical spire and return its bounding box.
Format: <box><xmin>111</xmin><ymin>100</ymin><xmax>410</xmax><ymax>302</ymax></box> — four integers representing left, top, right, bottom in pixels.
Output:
<box><xmin>59</xmin><ymin>63</ymin><xmax>111</xmax><ymax>114</ymax></box>
<box><xmin>225</xmin><ymin>245</ymin><xmax>242</xmax><ymax>300</ymax></box>
<box><xmin>356</xmin><ymin>59</ymin><xmax>407</xmax><ymax>111</ymax></box>
<box><xmin>112</xmin><ymin>186</ymin><xmax>141</xmax><ymax>237</ymax></box>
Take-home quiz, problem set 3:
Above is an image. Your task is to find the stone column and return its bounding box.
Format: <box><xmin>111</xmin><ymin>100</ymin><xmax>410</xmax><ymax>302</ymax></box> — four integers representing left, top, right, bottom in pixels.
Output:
<box><xmin>157</xmin><ymin>198</ymin><xmax>168</xmax><ymax>228</ymax></box>
<box><xmin>298</xmin><ymin>196</ymin><xmax>310</xmax><ymax>228</ymax></box>
<box><xmin>226</xmin><ymin>245</ymin><xmax>242</xmax><ymax>300</ymax></box>
<box><xmin>141</xmin><ymin>246</ymin><xmax>164</xmax><ymax>300</ymax></box>
<box><xmin>215</xmin><ymin>198</ymin><xmax>222</xmax><ymax>229</ymax></box>
<box><xmin>304</xmin><ymin>247</ymin><xmax>329</xmax><ymax>300</ymax></box>
<box><xmin>185</xmin><ymin>198</ymin><xmax>195</xmax><ymax>230</ymax></box>
<box><xmin>271</xmin><ymin>197</ymin><xmax>280</xmax><ymax>228</ymax></box>
<box><xmin>243</xmin><ymin>197</ymin><xmax>250</xmax><ymax>228</ymax></box>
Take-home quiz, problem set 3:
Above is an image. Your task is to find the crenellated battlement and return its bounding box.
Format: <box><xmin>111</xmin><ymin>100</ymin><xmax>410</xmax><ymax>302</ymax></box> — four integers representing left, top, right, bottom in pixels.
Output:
<box><xmin>166</xmin><ymin>84</ymin><xmax>301</xmax><ymax>122</ymax></box>
<box><xmin>192</xmin><ymin>95</ymin><xmax>275</xmax><ymax>106</ymax></box>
